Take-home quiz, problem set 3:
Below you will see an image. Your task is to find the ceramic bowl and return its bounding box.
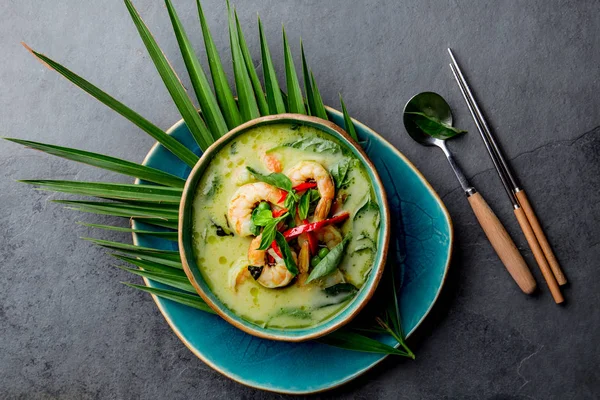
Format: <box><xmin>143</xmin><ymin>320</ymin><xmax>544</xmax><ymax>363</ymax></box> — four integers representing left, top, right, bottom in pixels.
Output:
<box><xmin>178</xmin><ymin>114</ymin><xmax>390</xmax><ymax>342</ymax></box>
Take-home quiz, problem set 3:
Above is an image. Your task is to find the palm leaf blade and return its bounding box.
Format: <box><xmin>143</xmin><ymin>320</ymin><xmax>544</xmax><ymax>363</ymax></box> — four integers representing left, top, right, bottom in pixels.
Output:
<box><xmin>235</xmin><ymin>11</ymin><xmax>269</xmax><ymax>116</ymax></box>
<box><xmin>55</xmin><ymin>200</ymin><xmax>179</xmax><ymax>220</ymax></box>
<box><xmin>301</xmin><ymin>44</ymin><xmax>327</xmax><ymax>120</ymax></box>
<box><xmin>118</xmin><ymin>266</ymin><xmax>196</xmax><ymax>293</ymax></box>
<box><xmin>22</xmin><ymin>45</ymin><xmax>198</xmax><ymax>167</ymax></box>
<box><xmin>21</xmin><ymin>180</ymin><xmax>182</xmax><ymax>204</ymax></box>
<box><xmin>196</xmin><ymin>0</ymin><xmax>242</xmax><ymax>129</ymax></box>
<box><xmin>258</xmin><ymin>18</ymin><xmax>286</xmax><ymax>114</ymax></box>
<box><xmin>124</xmin><ymin>0</ymin><xmax>213</xmax><ymax>151</ymax></box>
<box><xmin>164</xmin><ymin>0</ymin><xmax>228</xmax><ymax>139</ymax></box>
<box><xmin>123</xmin><ymin>283</ymin><xmax>215</xmax><ymax>314</ymax></box>
<box><xmin>317</xmin><ymin>330</ymin><xmax>409</xmax><ymax>356</ymax></box>
<box><xmin>227</xmin><ymin>3</ymin><xmax>260</xmax><ymax>122</ymax></box>
<box><xmin>282</xmin><ymin>29</ymin><xmax>306</xmax><ymax>114</ymax></box>
<box><xmin>4</xmin><ymin>138</ymin><xmax>186</xmax><ymax>187</ymax></box>
<box><xmin>79</xmin><ymin>222</ymin><xmax>178</xmax><ymax>241</ymax></box>
<box><xmin>339</xmin><ymin>94</ymin><xmax>359</xmax><ymax>141</ymax></box>
<box><xmin>113</xmin><ymin>254</ymin><xmax>184</xmax><ymax>275</ymax></box>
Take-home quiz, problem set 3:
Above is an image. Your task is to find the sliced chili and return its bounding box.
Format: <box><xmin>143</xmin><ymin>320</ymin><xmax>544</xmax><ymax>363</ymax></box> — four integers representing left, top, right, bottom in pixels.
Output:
<box><xmin>283</xmin><ymin>212</ymin><xmax>350</xmax><ymax>240</ymax></box>
<box><xmin>293</xmin><ymin>182</ymin><xmax>317</xmax><ymax>192</ymax></box>
<box><xmin>270</xmin><ymin>240</ymin><xmax>283</xmax><ymax>258</ymax></box>
<box><xmin>278</xmin><ymin>182</ymin><xmax>318</xmax><ymax>202</ymax></box>
<box><xmin>272</xmin><ymin>208</ymin><xmax>287</xmax><ymax>218</ymax></box>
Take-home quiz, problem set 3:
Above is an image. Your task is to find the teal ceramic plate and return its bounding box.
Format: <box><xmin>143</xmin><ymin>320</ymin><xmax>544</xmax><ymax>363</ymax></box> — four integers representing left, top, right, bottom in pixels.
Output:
<box><xmin>132</xmin><ymin>108</ymin><xmax>453</xmax><ymax>394</ymax></box>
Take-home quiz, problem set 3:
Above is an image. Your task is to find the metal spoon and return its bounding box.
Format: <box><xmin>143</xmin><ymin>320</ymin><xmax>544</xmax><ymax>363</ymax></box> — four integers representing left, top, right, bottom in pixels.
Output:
<box><xmin>403</xmin><ymin>92</ymin><xmax>536</xmax><ymax>294</ymax></box>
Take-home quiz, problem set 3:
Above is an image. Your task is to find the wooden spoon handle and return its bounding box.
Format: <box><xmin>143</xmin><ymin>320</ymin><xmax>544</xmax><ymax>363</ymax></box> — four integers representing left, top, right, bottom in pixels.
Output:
<box><xmin>515</xmin><ymin>190</ymin><xmax>567</xmax><ymax>285</ymax></box>
<box><xmin>467</xmin><ymin>192</ymin><xmax>537</xmax><ymax>294</ymax></box>
<box><xmin>514</xmin><ymin>207</ymin><xmax>564</xmax><ymax>303</ymax></box>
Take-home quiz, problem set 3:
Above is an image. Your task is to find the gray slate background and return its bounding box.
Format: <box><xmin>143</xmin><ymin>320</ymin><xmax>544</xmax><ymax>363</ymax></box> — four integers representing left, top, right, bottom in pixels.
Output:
<box><xmin>1</xmin><ymin>0</ymin><xmax>598</xmax><ymax>398</ymax></box>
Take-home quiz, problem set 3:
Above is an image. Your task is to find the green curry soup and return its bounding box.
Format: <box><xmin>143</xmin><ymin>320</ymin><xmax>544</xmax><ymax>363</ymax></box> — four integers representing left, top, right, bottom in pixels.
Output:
<box><xmin>192</xmin><ymin>123</ymin><xmax>380</xmax><ymax>329</ymax></box>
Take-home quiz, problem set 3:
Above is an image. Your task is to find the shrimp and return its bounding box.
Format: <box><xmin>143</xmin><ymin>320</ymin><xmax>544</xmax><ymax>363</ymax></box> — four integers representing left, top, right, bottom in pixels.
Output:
<box><xmin>286</xmin><ymin>161</ymin><xmax>334</xmax><ymax>220</ymax></box>
<box><xmin>296</xmin><ymin>240</ymin><xmax>310</xmax><ymax>286</ymax></box>
<box><xmin>228</xmin><ymin>258</ymin><xmax>250</xmax><ymax>291</ymax></box>
<box><xmin>248</xmin><ymin>235</ymin><xmax>296</xmax><ymax>288</ymax></box>
<box><xmin>260</xmin><ymin>152</ymin><xmax>283</xmax><ymax>173</ymax></box>
<box><xmin>228</xmin><ymin>182</ymin><xmax>285</xmax><ymax>236</ymax></box>
<box><xmin>315</xmin><ymin>225</ymin><xmax>342</xmax><ymax>249</ymax></box>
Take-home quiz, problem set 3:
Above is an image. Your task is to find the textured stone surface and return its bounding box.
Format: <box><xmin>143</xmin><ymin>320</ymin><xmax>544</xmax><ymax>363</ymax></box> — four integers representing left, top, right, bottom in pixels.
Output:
<box><xmin>1</xmin><ymin>0</ymin><xmax>599</xmax><ymax>398</ymax></box>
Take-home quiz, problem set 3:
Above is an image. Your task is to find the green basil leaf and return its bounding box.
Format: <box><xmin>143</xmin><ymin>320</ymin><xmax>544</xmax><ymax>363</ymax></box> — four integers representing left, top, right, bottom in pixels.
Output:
<box><xmin>309</xmin><ymin>189</ymin><xmax>321</xmax><ymax>203</ymax></box>
<box><xmin>405</xmin><ymin>111</ymin><xmax>466</xmax><ymax>140</ymax></box>
<box><xmin>252</xmin><ymin>209</ymin><xmax>273</xmax><ymax>226</ymax></box>
<box><xmin>275</xmin><ymin>231</ymin><xmax>298</xmax><ymax>275</ymax></box>
<box><xmin>283</xmin><ymin>190</ymin><xmax>298</xmax><ymax>213</ymax></box>
<box><xmin>268</xmin><ymin>137</ymin><xmax>341</xmax><ymax>154</ymax></box>
<box><xmin>246</xmin><ymin>166</ymin><xmax>292</xmax><ymax>192</ymax></box>
<box><xmin>258</xmin><ymin>213</ymin><xmax>288</xmax><ymax>250</ymax></box>
<box><xmin>298</xmin><ymin>192</ymin><xmax>310</xmax><ymax>220</ymax></box>
<box><xmin>306</xmin><ymin>233</ymin><xmax>352</xmax><ymax>284</ymax></box>
<box><xmin>330</xmin><ymin>158</ymin><xmax>351</xmax><ymax>189</ymax></box>
<box><xmin>324</xmin><ymin>282</ymin><xmax>358</xmax><ymax>296</ymax></box>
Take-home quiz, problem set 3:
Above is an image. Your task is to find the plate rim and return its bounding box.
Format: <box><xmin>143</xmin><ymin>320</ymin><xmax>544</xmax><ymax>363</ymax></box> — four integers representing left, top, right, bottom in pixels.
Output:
<box><xmin>132</xmin><ymin>107</ymin><xmax>453</xmax><ymax>394</ymax></box>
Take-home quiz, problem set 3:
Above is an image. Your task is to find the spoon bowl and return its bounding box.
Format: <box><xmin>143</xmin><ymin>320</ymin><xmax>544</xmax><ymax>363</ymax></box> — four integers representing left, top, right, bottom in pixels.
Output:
<box><xmin>403</xmin><ymin>92</ymin><xmax>453</xmax><ymax>147</ymax></box>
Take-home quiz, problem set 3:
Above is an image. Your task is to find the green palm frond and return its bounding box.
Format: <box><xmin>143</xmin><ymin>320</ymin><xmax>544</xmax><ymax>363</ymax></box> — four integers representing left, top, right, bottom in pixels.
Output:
<box><xmin>124</xmin><ymin>0</ymin><xmax>214</xmax><ymax>150</ymax></box>
<box><xmin>227</xmin><ymin>2</ymin><xmax>260</xmax><ymax>122</ymax></box>
<box><xmin>301</xmin><ymin>43</ymin><xmax>328</xmax><ymax>120</ymax></box>
<box><xmin>196</xmin><ymin>0</ymin><xmax>243</xmax><ymax>129</ymax></box>
<box><xmin>340</xmin><ymin>94</ymin><xmax>359</xmax><ymax>141</ymax></box>
<box><xmin>21</xmin><ymin>180</ymin><xmax>182</xmax><ymax>204</ymax></box>
<box><xmin>3</xmin><ymin>138</ymin><xmax>186</xmax><ymax>187</ymax></box>
<box><xmin>282</xmin><ymin>28</ymin><xmax>306</xmax><ymax>114</ymax></box>
<box><xmin>21</xmin><ymin>45</ymin><xmax>199</xmax><ymax>167</ymax></box>
<box><xmin>8</xmin><ymin>0</ymin><xmax>411</xmax><ymax>358</ymax></box>
<box><xmin>235</xmin><ymin>11</ymin><xmax>269</xmax><ymax>115</ymax></box>
<box><xmin>123</xmin><ymin>283</ymin><xmax>216</xmax><ymax>314</ymax></box>
<box><xmin>165</xmin><ymin>0</ymin><xmax>228</xmax><ymax>139</ymax></box>
<box><xmin>259</xmin><ymin>17</ymin><xmax>286</xmax><ymax>114</ymax></box>
<box><xmin>78</xmin><ymin>222</ymin><xmax>178</xmax><ymax>241</ymax></box>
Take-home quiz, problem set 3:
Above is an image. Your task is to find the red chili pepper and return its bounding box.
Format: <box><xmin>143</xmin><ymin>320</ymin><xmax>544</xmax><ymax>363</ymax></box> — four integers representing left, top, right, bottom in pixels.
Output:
<box><xmin>307</xmin><ymin>231</ymin><xmax>318</xmax><ymax>255</ymax></box>
<box><xmin>301</xmin><ymin>219</ymin><xmax>319</xmax><ymax>255</ymax></box>
<box><xmin>278</xmin><ymin>191</ymin><xmax>287</xmax><ymax>203</ymax></box>
<box><xmin>283</xmin><ymin>212</ymin><xmax>350</xmax><ymax>240</ymax></box>
<box><xmin>293</xmin><ymin>182</ymin><xmax>317</xmax><ymax>192</ymax></box>
<box><xmin>278</xmin><ymin>182</ymin><xmax>317</xmax><ymax>202</ymax></box>
<box><xmin>272</xmin><ymin>208</ymin><xmax>287</xmax><ymax>218</ymax></box>
<box><xmin>267</xmin><ymin>253</ymin><xmax>275</xmax><ymax>264</ymax></box>
<box><xmin>270</xmin><ymin>240</ymin><xmax>283</xmax><ymax>258</ymax></box>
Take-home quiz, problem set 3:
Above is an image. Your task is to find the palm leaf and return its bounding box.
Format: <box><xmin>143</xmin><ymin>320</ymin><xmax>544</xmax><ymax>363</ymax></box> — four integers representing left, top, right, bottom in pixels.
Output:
<box><xmin>196</xmin><ymin>0</ymin><xmax>242</xmax><ymax>129</ymax></box>
<box><xmin>339</xmin><ymin>94</ymin><xmax>359</xmax><ymax>141</ymax></box>
<box><xmin>282</xmin><ymin>29</ymin><xmax>306</xmax><ymax>114</ymax></box>
<box><xmin>55</xmin><ymin>200</ymin><xmax>179</xmax><ymax>227</ymax></box>
<box><xmin>78</xmin><ymin>222</ymin><xmax>178</xmax><ymax>241</ymax></box>
<box><xmin>124</xmin><ymin>0</ymin><xmax>213</xmax><ymax>151</ymax></box>
<box><xmin>21</xmin><ymin>180</ymin><xmax>182</xmax><ymax>204</ymax></box>
<box><xmin>117</xmin><ymin>266</ymin><xmax>196</xmax><ymax>293</ymax></box>
<box><xmin>113</xmin><ymin>254</ymin><xmax>184</xmax><ymax>275</ymax></box>
<box><xmin>164</xmin><ymin>0</ymin><xmax>228</xmax><ymax>139</ymax></box>
<box><xmin>310</xmin><ymin>71</ymin><xmax>328</xmax><ymax>120</ymax></box>
<box><xmin>258</xmin><ymin>18</ymin><xmax>286</xmax><ymax>114</ymax></box>
<box><xmin>84</xmin><ymin>238</ymin><xmax>182</xmax><ymax>268</ymax></box>
<box><xmin>3</xmin><ymin>138</ymin><xmax>185</xmax><ymax>188</ymax></box>
<box><xmin>227</xmin><ymin>2</ymin><xmax>260</xmax><ymax>122</ymax></box>
<box><xmin>123</xmin><ymin>283</ymin><xmax>215</xmax><ymax>314</ymax></box>
<box><xmin>21</xmin><ymin>45</ymin><xmax>198</xmax><ymax>168</ymax></box>
<box><xmin>317</xmin><ymin>330</ymin><xmax>410</xmax><ymax>356</ymax></box>
<box><xmin>235</xmin><ymin>11</ymin><xmax>269</xmax><ymax>115</ymax></box>
<box><xmin>301</xmin><ymin>43</ymin><xmax>327</xmax><ymax>120</ymax></box>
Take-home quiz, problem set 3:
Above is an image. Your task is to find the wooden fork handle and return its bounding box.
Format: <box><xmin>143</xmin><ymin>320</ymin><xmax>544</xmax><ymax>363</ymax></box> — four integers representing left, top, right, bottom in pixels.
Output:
<box><xmin>467</xmin><ymin>192</ymin><xmax>537</xmax><ymax>294</ymax></box>
<box><xmin>514</xmin><ymin>207</ymin><xmax>564</xmax><ymax>303</ymax></box>
<box><xmin>515</xmin><ymin>189</ymin><xmax>567</xmax><ymax>285</ymax></box>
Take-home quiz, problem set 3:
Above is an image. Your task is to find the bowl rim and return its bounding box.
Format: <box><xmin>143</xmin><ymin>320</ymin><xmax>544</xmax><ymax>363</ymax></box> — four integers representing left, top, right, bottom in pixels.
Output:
<box><xmin>178</xmin><ymin>113</ymin><xmax>391</xmax><ymax>342</ymax></box>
